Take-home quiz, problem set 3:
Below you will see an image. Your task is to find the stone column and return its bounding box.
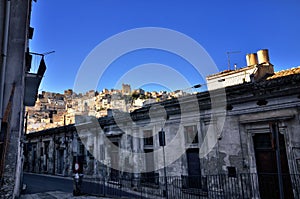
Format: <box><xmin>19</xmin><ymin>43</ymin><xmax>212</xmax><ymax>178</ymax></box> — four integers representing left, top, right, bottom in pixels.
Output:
<box><xmin>48</xmin><ymin>138</ymin><xmax>55</xmax><ymax>174</ymax></box>
<box><xmin>37</xmin><ymin>139</ymin><xmax>42</xmax><ymax>173</ymax></box>
<box><xmin>132</xmin><ymin>127</ymin><xmax>141</xmax><ymax>188</ymax></box>
<box><xmin>99</xmin><ymin>132</ymin><xmax>106</xmax><ymax>179</ymax></box>
<box><xmin>67</xmin><ymin>137</ymin><xmax>73</xmax><ymax>176</ymax></box>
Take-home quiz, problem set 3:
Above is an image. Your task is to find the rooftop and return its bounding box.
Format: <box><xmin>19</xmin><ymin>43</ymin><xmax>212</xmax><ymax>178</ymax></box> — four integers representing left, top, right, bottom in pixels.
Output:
<box><xmin>206</xmin><ymin>65</ymin><xmax>256</xmax><ymax>79</ymax></box>
<box><xmin>267</xmin><ymin>66</ymin><xmax>300</xmax><ymax>80</ymax></box>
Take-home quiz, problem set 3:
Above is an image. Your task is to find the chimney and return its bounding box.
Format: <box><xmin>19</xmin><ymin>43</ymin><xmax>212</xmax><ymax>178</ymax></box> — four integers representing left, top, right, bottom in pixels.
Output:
<box><xmin>257</xmin><ymin>49</ymin><xmax>270</xmax><ymax>64</ymax></box>
<box><xmin>246</xmin><ymin>53</ymin><xmax>258</xmax><ymax>66</ymax></box>
<box><xmin>253</xmin><ymin>49</ymin><xmax>274</xmax><ymax>81</ymax></box>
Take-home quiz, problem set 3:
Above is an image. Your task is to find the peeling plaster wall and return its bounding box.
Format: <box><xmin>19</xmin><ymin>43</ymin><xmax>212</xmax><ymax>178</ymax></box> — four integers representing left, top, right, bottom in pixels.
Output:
<box><xmin>24</xmin><ymin>107</ymin><xmax>300</xmax><ymax>179</ymax></box>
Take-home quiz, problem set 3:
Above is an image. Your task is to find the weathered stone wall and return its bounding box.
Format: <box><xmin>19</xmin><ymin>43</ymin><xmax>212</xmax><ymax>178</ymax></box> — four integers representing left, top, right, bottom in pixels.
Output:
<box><xmin>0</xmin><ymin>0</ymin><xmax>32</xmax><ymax>198</ymax></box>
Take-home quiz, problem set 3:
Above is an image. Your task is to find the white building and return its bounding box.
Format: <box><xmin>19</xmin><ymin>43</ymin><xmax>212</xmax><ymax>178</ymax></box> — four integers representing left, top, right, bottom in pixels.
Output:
<box><xmin>206</xmin><ymin>49</ymin><xmax>274</xmax><ymax>90</ymax></box>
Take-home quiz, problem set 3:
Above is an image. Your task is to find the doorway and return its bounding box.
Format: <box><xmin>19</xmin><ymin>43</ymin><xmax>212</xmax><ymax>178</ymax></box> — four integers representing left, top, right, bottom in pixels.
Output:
<box><xmin>186</xmin><ymin>148</ymin><xmax>201</xmax><ymax>188</ymax></box>
<box><xmin>253</xmin><ymin>124</ymin><xmax>293</xmax><ymax>199</ymax></box>
<box><xmin>142</xmin><ymin>149</ymin><xmax>156</xmax><ymax>184</ymax></box>
<box><xmin>58</xmin><ymin>149</ymin><xmax>64</xmax><ymax>174</ymax></box>
<box><xmin>110</xmin><ymin>141</ymin><xmax>119</xmax><ymax>181</ymax></box>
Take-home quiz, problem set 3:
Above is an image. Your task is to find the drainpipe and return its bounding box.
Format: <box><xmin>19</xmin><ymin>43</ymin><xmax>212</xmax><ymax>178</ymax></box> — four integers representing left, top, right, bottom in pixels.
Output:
<box><xmin>0</xmin><ymin>0</ymin><xmax>11</xmax><ymax>133</ymax></box>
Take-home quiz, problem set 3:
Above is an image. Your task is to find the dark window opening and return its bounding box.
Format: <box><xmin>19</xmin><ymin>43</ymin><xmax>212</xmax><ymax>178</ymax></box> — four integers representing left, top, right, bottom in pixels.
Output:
<box><xmin>185</xmin><ymin>125</ymin><xmax>199</xmax><ymax>144</ymax></box>
<box><xmin>143</xmin><ymin>130</ymin><xmax>153</xmax><ymax>146</ymax></box>
<box><xmin>88</xmin><ymin>146</ymin><xmax>94</xmax><ymax>159</ymax></box>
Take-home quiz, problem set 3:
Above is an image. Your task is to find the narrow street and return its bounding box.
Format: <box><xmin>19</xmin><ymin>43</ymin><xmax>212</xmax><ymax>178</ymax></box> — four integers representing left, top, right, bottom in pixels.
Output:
<box><xmin>21</xmin><ymin>173</ymin><xmax>111</xmax><ymax>198</ymax></box>
<box><xmin>22</xmin><ymin>173</ymin><xmax>73</xmax><ymax>194</ymax></box>
<box><xmin>21</xmin><ymin>173</ymin><xmax>143</xmax><ymax>199</ymax></box>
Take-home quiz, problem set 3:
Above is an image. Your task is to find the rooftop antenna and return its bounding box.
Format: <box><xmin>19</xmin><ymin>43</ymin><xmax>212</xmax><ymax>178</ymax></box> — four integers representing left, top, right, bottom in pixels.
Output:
<box><xmin>226</xmin><ymin>51</ymin><xmax>241</xmax><ymax>70</ymax></box>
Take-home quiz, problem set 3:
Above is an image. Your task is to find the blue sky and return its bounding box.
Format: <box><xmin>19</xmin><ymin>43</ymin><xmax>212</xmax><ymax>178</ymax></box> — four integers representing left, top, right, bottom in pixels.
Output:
<box><xmin>30</xmin><ymin>0</ymin><xmax>300</xmax><ymax>93</ymax></box>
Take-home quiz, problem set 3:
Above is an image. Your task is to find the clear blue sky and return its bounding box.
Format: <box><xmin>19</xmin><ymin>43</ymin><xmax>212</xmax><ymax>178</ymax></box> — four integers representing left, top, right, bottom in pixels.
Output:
<box><xmin>30</xmin><ymin>0</ymin><xmax>300</xmax><ymax>93</ymax></box>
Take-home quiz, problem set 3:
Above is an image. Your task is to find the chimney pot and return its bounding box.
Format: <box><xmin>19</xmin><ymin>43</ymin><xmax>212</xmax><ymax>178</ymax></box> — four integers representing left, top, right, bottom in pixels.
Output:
<box><xmin>257</xmin><ymin>49</ymin><xmax>270</xmax><ymax>64</ymax></box>
<box><xmin>246</xmin><ymin>53</ymin><xmax>258</xmax><ymax>66</ymax></box>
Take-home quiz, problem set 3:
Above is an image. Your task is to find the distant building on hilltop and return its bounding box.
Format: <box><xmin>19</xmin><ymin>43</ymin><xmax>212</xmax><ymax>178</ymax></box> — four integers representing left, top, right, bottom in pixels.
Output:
<box><xmin>122</xmin><ymin>83</ymin><xmax>131</xmax><ymax>95</ymax></box>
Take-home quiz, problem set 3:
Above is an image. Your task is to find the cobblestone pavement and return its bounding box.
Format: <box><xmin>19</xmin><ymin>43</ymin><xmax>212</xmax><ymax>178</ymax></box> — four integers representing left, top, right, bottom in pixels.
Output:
<box><xmin>20</xmin><ymin>191</ymin><xmax>112</xmax><ymax>199</ymax></box>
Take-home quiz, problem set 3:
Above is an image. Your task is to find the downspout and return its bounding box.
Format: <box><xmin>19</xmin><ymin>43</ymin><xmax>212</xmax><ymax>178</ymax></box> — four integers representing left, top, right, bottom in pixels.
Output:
<box><xmin>0</xmin><ymin>0</ymin><xmax>11</xmax><ymax>133</ymax></box>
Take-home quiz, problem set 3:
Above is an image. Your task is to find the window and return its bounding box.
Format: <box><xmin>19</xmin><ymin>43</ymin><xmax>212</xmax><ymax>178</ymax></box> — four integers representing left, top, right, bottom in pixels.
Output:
<box><xmin>88</xmin><ymin>146</ymin><xmax>94</xmax><ymax>160</ymax></box>
<box><xmin>184</xmin><ymin>125</ymin><xmax>198</xmax><ymax>144</ymax></box>
<box><xmin>79</xmin><ymin>142</ymin><xmax>85</xmax><ymax>156</ymax></box>
<box><xmin>143</xmin><ymin>130</ymin><xmax>153</xmax><ymax>146</ymax></box>
<box><xmin>44</xmin><ymin>141</ymin><xmax>49</xmax><ymax>156</ymax></box>
<box><xmin>40</xmin><ymin>147</ymin><xmax>43</xmax><ymax>156</ymax></box>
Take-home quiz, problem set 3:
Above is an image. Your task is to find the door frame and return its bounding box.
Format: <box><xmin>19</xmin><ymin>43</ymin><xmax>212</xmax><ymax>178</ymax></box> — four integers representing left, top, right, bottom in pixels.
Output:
<box><xmin>245</xmin><ymin>122</ymin><xmax>294</xmax><ymax>199</ymax></box>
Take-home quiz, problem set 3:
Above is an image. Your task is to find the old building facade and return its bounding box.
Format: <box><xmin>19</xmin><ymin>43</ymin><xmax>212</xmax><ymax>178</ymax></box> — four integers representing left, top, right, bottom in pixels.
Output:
<box><xmin>0</xmin><ymin>0</ymin><xmax>42</xmax><ymax>198</ymax></box>
<box><xmin>24</xmin><ymin>64</ymin><xmax>300</xmax><ymax>198</ymax></box>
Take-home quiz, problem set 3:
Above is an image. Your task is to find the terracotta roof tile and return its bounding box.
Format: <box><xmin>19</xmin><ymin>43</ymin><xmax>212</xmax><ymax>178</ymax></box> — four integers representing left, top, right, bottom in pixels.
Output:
<box><xmin>267</xmin><ymin>66</ymin><xmax>300</xmax><ymax>80</ymax></box>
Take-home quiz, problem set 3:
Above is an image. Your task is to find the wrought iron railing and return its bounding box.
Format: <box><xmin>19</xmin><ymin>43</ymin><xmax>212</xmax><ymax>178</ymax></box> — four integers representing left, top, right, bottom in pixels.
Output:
<box><xmin>80</xmin><ymin>173</ymin><xmax>300</xmax><ymax>199</ymax></box>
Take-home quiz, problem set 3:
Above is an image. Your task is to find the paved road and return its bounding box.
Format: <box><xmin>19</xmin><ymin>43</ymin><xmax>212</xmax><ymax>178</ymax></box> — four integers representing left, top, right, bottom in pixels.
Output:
<box><xmin>22</xmin><ymin>173</ymin><xmax>144</xmax><ymax>198</ymax></box>
<box><xmin>20</xmin><ymin>191</ymin><xmax>107</xmax><ymax>199</ymax></box>
<box><xmin>23</xmin><ymin>173</ymin><xmax>73</xmax><ymax>194</ymax></box>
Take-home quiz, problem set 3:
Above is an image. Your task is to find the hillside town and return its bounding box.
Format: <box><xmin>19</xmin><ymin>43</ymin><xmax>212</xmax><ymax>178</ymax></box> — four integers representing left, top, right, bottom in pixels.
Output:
<box><xmin>25</xmin><ymin>85</ymin><xmax>192</xmax><ymax>133</ymax></box>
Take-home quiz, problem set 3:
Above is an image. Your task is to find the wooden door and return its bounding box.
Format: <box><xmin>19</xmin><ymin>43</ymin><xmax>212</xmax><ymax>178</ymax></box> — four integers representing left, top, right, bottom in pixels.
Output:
<box><xmin>110</xmin><ymin>142</ymin><xmax>119</xmax><ymax>181</ymax></box>
<box><xmin>186</xmin><ymin>148</ymin><xmax>201</xmax><ymax>188</ymax></box>
<box><xmin>253</xmin><ymin>132</ymin><xmax>293</xmax><ymax>199</ymax></box>
<box><xmin>58</xmin><ymin>149</ymin><xmax>64</xmax><ymax>174</ymax></box>
<box><xmin>142</xmin><ymin>149</ymin><xmax>156</xmax><ymax>184</ymax></box>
